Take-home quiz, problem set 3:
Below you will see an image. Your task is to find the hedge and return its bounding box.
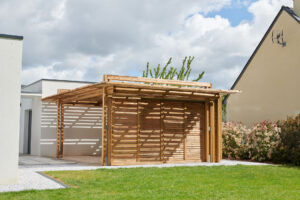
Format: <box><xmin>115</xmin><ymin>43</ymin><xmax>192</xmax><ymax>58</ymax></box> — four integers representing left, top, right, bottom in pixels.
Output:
<box><xmin>223</xmin><ymin>113</ymin><xmax>300</xmax><ymax>165</ymax></box>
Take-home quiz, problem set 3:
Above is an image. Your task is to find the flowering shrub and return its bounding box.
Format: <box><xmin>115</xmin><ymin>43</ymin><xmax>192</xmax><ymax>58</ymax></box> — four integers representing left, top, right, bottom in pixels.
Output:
<box><xmin>222</xmin><ymin>121</ymin><xmax>281</xmax><ymax>162</ymax></box>
<box><xmin>222</xmin><ymin>122</ymin><xmax>250</xmax><ymax>159</ymax></box>
<box><xmin>247</xmin><ymin>121</ymin><xmax>281</xmax><ymax>161</ymax></box>
<box><xmin>223</xmin><ymin>114</ymin><xmax>300</xmax><ymax>165</ymax></box>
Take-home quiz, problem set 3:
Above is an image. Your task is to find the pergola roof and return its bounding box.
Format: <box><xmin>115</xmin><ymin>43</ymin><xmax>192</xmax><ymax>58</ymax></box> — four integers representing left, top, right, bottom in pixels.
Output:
<box><xmin>42</xmin><ymin>75</ymin><xmax>240</xmax><ymax>106</ymax></box>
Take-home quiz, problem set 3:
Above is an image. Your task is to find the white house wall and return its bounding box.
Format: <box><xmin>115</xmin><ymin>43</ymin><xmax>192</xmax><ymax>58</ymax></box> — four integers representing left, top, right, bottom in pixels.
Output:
<box><xmin>0</xmin><ymin>36</ymin><xmax>23</xmax><ymax>184</ymax></box>
<box><xmin>39</xmin><ymin>80</ymin><xmax>101</xmax><ymax>157</ymax></box>
<box><xmin>41</xmin><ymin>103</ymin><xmax>102</xmax><ymax>157</ymax></box>
<box><xmin>30</xmin><ymin>96</ymin><xmax>42</xmax><ymax>156</ymax></box>
<box><xmin>41</xmin><ymin>80</ymin><xmax>93</xmax><ymax>98</ymax></box>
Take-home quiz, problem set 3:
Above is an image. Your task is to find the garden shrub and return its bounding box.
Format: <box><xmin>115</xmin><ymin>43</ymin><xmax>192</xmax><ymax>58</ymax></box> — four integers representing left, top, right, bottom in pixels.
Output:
<box><xmin>222</xmin><ymin>121</ymin><xmax>281</xmax><ymax>162</ymax></box>
<box><xmin>223</xmin><ymin>113</ymin><xmax>300</xmax><ymax>165</ymax></box>
<box><xmin>272</xmin><ymin>114</ymin><xmax>300</xmax><ymax>165</ymax></box>
<box><xmin>247</xmin><ymin>121</ymin><xmax>280</xmax><ymax>162</ymax></box>
<box><xmin>222</xmin><ymin>122</ymin><xmax>249</xmax><ymax>159</ymax></box>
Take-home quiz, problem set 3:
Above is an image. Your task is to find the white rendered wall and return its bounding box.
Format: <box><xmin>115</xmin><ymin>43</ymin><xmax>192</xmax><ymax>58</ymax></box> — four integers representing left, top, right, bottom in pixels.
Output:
<box><xmin>42</xmin><ymin>80</ymin><xmax>92</xmax><ymax>98</ymax></box>
<box><xmin>41</xmin><ymin>103</ymin><xmax>102</xmax><ymax>157</ymax></box>
<box><xmin>0</xmin><ymin>37</ymin><xmax>22</xmax><ymax>184</ymax></box>
<box><xmin>30</xmin><ymin>96</ymin><xmax>42</xmax><ymax>156</ymax></box>
<box><xmin>40</xmin><ymin>81</ymin><xmax>101</xmax><ymax>157</ymax></box>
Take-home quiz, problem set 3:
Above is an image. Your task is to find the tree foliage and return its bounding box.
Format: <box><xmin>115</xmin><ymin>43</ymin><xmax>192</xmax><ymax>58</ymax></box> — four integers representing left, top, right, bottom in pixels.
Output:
<box><xmin>142</xmin><ymin>56</ymin><xmax>204</xmax><ymax>82</ymax></box>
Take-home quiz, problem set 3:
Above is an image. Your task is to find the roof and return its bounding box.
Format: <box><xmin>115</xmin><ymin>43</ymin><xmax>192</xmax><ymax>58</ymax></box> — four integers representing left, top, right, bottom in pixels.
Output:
<box><xmin>0</xmin><ymin>33</ymin><xmax>23</xmax><ymax>40</ymax></box>
<box><xmin>224</xmin><ymin>6</ymin><xmax>300</xmax><ymax>103</ymax></box>
<box><xmin>42</xmin><ymin>75</ymin><xmax>240</xmax><ymax>106</ymax></box>
<box><xmin>22</xmin><ymin>78</ymin><xmax>96</xmax><ymax>90</ymax></box>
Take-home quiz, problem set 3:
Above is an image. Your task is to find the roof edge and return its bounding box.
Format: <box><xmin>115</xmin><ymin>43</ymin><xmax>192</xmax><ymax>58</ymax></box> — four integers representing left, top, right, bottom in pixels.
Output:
<box><xmin>223</xmin><ymin>6</ymin><xmax>286</xmax><ymax>104</ymax></box>
<box><xmin>22</xmin><ymin>78</ymin><xmax>97</xmax><ymax>90</ymax></box>
<box><xmin>283</xmin><ymin>6</ymin><xmax>300</xmax><ymax>24</ymax></box>
<box><xmin>0</xmin><ymin>34</ymin><xmax>23</xmax><ymax>40</ymax></box>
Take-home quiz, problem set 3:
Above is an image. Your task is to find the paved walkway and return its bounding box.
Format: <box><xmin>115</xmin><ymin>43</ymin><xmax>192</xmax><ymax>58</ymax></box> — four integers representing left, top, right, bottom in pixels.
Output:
<box><xmin>0</xmin><ymin>156</ymin><xmax>270</xmax><ymax>193</ymax></box>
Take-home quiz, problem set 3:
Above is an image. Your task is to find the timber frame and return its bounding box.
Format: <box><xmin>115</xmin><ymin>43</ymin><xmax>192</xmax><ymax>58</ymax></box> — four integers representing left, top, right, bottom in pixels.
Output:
<box><xmin>42</xmin><ymin>75</ymin><xmax>239</xmax><ymax>166</ymax></box>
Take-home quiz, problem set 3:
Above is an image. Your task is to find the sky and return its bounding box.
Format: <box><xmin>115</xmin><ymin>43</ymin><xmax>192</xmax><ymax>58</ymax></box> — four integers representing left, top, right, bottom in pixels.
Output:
<box><xmin>0</xmin><ymin>0</ymin><xmax>293</xmax><ymax>89</ymax></box>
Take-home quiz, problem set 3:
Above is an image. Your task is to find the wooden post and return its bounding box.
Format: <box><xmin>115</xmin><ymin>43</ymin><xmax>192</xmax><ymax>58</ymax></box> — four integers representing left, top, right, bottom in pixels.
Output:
<box><xmin>215</xmin><ymin>96</ymin><xmax>222</xmax><ymax>162</ymax></box>
<box><xmin>204</xmin><ymin>101</ymin><xmax>210</xmax><ymax>162</ymax></box>
<box><xmin>183</xmin><ymin>103</ymin><xmax>187</xmax><ymax>160</ymax></box>
<box><xmin>101</xmin><ymin>88</ymin><xmax>106</xmax><ymax>166</ymax></box>
<box><xmin>60</xmin><ymin>104</ymin><xmax>64</xmax><ymax>158</ymax></box>
<box><xmin>107</xmin><ymin>97</ymin><xmax>112</xmax><ymax>166</ymax></box>
<box><xmin>137</xmin><ymin>101</ymin><xmax>140</xmax><ymax>162</ymax></box>
<box><xmin>209</xmin><ymin>101</ymin><xmax>215</xmax><ymax>162</ymax></box>
<box><xmin>56</xmin><ymin>100</ymin><xmax>61</xmax><ymax>158</ymax></box>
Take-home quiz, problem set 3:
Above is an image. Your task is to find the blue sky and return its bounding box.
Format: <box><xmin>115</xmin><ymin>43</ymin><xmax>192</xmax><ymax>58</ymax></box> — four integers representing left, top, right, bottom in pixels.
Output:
<box><xmin>205</xmin><ymin>0</ymin><xmax>257</xmax><ymax>26</ymax></box>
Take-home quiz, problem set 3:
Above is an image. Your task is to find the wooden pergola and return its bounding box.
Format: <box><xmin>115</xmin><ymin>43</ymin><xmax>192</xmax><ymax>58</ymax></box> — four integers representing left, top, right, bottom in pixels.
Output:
<box><xmin>42</xmin><ymin>75</ymin><xmax>239</xmax><ymax>166</ymax></box>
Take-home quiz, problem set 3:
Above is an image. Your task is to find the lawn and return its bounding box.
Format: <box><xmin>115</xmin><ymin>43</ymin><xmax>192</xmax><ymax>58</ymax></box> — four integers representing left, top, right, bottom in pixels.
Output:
<box><xmin>1</xmin><ymin>165</ymin><xmax>300</xmax><ymax>200</ymax></box>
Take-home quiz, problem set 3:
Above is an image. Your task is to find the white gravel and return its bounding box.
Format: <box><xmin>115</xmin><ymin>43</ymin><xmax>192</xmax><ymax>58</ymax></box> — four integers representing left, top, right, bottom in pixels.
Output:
<box><xmin>0</xmin><ymin>159</ymin><xmax>270</xmax><ymax>193</ymax></box>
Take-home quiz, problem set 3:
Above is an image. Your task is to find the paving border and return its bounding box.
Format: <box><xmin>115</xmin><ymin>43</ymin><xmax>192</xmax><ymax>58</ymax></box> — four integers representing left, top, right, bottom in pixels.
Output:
<box><xmin>36</xmin><ymin>172</ymin><xmax>69</xmax><ymax>189</ymax></box>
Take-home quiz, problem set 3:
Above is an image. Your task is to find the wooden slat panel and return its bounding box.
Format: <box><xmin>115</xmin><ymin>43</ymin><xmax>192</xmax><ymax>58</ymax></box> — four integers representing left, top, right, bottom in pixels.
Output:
<box><xmin>163</xmin><ymin>101</ymin><xmax>185</xmax><ymax>162</ymax></box>
<box><xmin>139</xmin><ymin>100</ymin><xmax>161</xmax><ymax>162</ymax></box>
<box><xmin>185</xmin><ymin>102</ymin><xmax>204</xmax><ymax>161</ymax></box>
<box><xmin>111</xmin><ymin>98</ymin><xmax>138</xmax><ymax>164</ymax></box>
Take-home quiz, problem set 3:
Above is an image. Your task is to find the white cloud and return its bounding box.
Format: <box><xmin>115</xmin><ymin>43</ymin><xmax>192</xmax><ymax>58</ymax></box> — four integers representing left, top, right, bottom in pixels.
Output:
<box><xmin>0</xmin><ymin>0</ymin><xmax>294</xmax><ymax>89</ymax></box>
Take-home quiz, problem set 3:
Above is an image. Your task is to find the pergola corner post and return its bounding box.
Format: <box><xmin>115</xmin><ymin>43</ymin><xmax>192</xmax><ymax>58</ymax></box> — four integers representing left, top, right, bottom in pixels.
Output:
<box><xmin>209</xmin><ymin>100</ymin><xmax>215</xmax><ymax>162</ymax></box>
<box><xmin>215</xmin><ymin>96</ymin><xmax>222</xmax><ymax>162</ymax></box>
<box><xmin>101</xmin><ymin>87</ymin><xmax>107</xmax><ymax>166</ymax></box>
<box><xmin>56</xmin><ymin>99</ymin><xmax>64</xmax><ymax>159</ymax></box>
<box><xmin>204</xmin><ymin>101</ymin><xmax>210</xmax><ymax>162</ymax></box>
<box><xmin>107</xmin><ymin>97</ymin><xmax>112</xmax><ymax>166</ymax></box>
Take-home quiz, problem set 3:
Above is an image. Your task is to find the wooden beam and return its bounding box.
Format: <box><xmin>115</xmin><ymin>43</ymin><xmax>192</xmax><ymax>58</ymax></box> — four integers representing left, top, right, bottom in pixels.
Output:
<box><xmin>42</xmin><ymin>83</ymin><xmax>103</xmax><ymax>102</ymax></box>
<box><xmin>106</xmin><ymin>82</ymin><xmax>240</xmax><ymax>95</ymax></box>
<box><xmin>105</xmin><ymin>74</ymin><xmax>212</xmax><ymax>88</ymax></box>
<box><xmin>209</xmin><ymin>101</ymin><xmax>215</xmax><ymax>162</ymax></box>
<box><xmin>204</xmin><ymin>101</ymin><xmax>210</xmax><ymax>162</ymax></box>
<box><xmin>61</xmin><ymin>90</ymin><xmax>103</xmax><ymax>103</ymax></box>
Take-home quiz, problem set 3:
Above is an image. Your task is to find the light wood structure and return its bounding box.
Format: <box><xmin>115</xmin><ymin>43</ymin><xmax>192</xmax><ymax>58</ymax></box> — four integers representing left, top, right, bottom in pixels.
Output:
<box><xmin>42</xmin><ymin>75</ymin><xmax>239</xmax><ymax>166</ymax></box>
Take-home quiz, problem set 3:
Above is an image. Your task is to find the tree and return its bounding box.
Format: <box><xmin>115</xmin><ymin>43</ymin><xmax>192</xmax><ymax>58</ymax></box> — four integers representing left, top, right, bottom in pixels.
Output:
<box><xmin>142</xmin><ymin>56</ymin><xmax>204</xmax><ymax>82</ymax></box>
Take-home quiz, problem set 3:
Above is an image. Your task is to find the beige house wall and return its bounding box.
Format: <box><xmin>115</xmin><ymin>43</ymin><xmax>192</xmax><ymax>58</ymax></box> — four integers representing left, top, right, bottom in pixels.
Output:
<box><xmin>227</xmin><ymin>11</ymin><xmax>300</xmax><ymax>127</ymax></box>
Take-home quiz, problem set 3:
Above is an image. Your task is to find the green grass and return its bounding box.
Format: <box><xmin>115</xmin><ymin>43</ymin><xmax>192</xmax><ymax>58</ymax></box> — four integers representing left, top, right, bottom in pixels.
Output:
<box><xmin>1</xmin><ymin>165</ymin><xmax>300</xmax><ymax>200</ymax></box>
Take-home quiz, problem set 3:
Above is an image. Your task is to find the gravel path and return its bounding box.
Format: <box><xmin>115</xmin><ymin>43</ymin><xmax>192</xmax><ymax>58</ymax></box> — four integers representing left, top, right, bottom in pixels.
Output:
<box><xmin>0</xmin><ymin>159</ymin><xmax>270</xmax><ymax>193</ymax></box>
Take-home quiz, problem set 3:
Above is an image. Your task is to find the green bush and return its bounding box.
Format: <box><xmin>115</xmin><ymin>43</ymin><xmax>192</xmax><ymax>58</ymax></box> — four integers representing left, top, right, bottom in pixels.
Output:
<box><xmin>222</xmin><ymin>122</ymin><xmax>249</xmax><ymax>159</ymax></box>
<box><xmin>272</xmin><ymin>114</ymin><xmax>300</xmax><ymax>165</ymax></box>
<box><xmin>223</xmin><ymin>114</ymin><xmax>300</xmax><ymax>165</ymax></box>
<box><xmin>247</xmin><ymin>121</ymin><xmax>280</xmax><ymax>162</ymax></box>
